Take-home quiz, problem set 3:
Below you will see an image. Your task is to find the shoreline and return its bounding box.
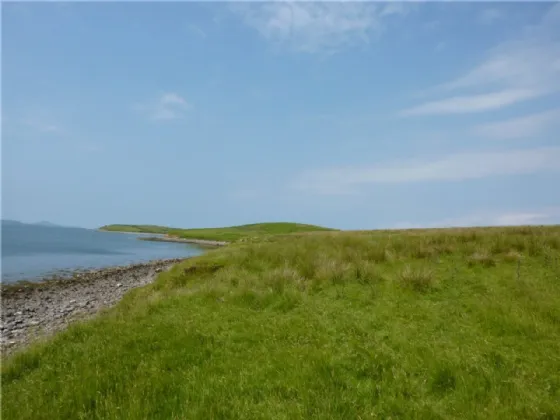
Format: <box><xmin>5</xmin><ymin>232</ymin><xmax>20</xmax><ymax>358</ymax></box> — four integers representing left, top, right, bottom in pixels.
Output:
<box><xmin>0</xmin><ymin>258</ymin><xmax>188</xmax><ymax>357</ymax></box>
<box><xmin>99</xmin><ymin>229</ymin><xmax>165</xmax><ymax>236</ymax></box>
<box><xmin>137</xmin><ymin>236</ymin><xmax>228</xmax><ymax>247</ymax></box>
<box><xmin>98</xmin><ymin>229</ymin><xmax>229</xmax><ymax>247</ymax></box>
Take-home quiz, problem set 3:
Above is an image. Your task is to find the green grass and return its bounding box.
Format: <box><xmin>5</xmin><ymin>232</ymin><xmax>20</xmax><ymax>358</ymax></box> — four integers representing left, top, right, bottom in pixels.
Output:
<box><xmin>99</xmin><ymin>222</ymin><xmax>335</xmax><ymax>242</ymax></box>
<box><xmin>3</xmin><ymin>225</ymin><xmax>560</xmax><ymax>419</ymax></box>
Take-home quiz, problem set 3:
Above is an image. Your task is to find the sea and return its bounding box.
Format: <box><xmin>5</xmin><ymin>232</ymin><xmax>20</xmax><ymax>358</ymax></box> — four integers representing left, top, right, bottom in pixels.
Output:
<box><xmin>1</xmin><ymin>221</ymin><xmax>204</xmax><ymax>284</ymax></box>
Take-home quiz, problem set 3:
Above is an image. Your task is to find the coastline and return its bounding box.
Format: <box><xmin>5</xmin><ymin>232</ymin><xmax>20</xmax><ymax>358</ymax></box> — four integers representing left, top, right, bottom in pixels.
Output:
<box><xmin>98</xmin><ymin>229</ymin><xmax>229</xmax><ymax>247</ymax></box>
<box><xmin>99</xmin><ymin>229</ymin><xmax>165</xmax><ymax>236</ymax></box>
<box><xmin>1</xmin><ymin>258</ymin><xmax>188</xmax><ymax>357</ymax></box>
<box><xmin>137</xmin><ymin>236</ymin><xmax>228</xmax><ymax>247</ymax></box>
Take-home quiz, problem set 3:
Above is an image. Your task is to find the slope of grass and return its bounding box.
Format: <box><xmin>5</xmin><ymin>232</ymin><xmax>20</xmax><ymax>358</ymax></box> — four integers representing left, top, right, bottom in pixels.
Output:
<box><xmin>3</xmin><ymin>225</ymin><xmax>560</xmax><ymax>419</ymax></box>
<box><xmin>100</xmin><ymin>222</ymin><xmax>334</xmax><ymax>242</ymax></box>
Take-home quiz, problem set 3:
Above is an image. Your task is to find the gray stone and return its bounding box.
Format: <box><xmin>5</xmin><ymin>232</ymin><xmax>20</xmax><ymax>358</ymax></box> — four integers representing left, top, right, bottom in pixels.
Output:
<box><xmin>1</xmin><ymin>258</ymin><xmax>183</xmax><ymax>356</ymax></box>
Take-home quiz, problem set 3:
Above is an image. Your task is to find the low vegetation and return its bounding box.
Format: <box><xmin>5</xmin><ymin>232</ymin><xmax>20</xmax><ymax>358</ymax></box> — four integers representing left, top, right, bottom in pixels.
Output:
<box><xmin>3</xmin><ymin>225</ymin><xmax>560</xmax><ymax>419</ymax></box>
<box><xmin>100</xmin><ymin>222</ymin><xmax>335</xmax><ymax>242</ymax></box>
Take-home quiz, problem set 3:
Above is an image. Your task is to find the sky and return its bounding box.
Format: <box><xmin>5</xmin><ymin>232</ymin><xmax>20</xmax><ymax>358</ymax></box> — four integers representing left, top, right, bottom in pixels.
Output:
<box><xmin>2</xmin><ymin>1</ymin><xmax>560</xmax><ymax>230</ymax></box>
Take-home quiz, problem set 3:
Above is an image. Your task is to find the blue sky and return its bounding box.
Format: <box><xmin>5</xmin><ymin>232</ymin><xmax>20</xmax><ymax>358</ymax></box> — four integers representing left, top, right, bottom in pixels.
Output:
<box><xmin>2</xmin><ymin>1</ymin><xmax>559</xmax><ymax>230</ymax></box>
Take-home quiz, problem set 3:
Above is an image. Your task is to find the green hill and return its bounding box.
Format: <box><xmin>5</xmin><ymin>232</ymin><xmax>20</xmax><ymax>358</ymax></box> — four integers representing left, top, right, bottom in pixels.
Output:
<box><xmin>3</xmin><ymin>225</ymin><xmax>560</xmax><ymax>419</ymax></box>
<box><xmin>100</xmin><ymin>222</ymin><xmax>335</xmax><ymax>242</ymax></box>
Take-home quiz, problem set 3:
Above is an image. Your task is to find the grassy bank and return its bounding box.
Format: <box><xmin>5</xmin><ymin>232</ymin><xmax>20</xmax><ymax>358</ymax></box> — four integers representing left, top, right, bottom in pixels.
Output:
<box><xmin>3</xmin><ymin>225</ymin><xmax>560</xmax><ymax>419</ymax></box>
<box><xmin>99</xmin><ymin>222</ymin><xmax>334</xmax><ymax>242</ymax></box>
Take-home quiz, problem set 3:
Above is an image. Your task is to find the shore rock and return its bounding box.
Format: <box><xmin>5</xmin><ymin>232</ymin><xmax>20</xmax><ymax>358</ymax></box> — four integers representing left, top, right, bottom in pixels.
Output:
<box><xmin>0</xmin><ymin>258</ymin><xmax>187</xmax><ymax>357</ymax></box>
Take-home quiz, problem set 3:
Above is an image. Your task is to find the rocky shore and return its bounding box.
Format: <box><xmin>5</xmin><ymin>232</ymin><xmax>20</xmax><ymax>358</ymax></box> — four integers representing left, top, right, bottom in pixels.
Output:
<box><xmin>1</xmin><ymin>258</ymin><xmax>188</xmax><ymax>357</ymax></box>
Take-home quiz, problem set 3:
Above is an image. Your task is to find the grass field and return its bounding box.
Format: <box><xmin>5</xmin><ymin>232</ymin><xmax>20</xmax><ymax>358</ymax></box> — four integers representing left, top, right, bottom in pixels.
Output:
<box><xmin>3</xmin><ymin>225</ymin><xmax>560</xmax><ymax>419</ymax></box>
<box><xmin>99</xmin><ymin>222</ymin><xmax>335</xmax><ymax>242</ymax></box>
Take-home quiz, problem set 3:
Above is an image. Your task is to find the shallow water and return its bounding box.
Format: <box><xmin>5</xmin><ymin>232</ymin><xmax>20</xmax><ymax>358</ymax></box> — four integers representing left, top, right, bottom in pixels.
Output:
<box><xmin>1</xmin><ymin>222</ymin><xmax>203</xmax><ymax>283</ymax></box>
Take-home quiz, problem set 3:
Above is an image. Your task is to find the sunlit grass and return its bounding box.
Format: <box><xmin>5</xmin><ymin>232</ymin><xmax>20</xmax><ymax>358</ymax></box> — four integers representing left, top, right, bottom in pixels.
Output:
<box><xmin>3</xmin><ymin>225</ymin><xmax>560</xmax><ymax>419</ymax></box>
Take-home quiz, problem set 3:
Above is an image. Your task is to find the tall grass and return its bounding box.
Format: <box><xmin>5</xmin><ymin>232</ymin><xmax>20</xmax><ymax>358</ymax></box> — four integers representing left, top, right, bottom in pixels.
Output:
<box><xmin>2</xmin><ymin>225</ymin><xmax>560</xmax><ymax>419</ymax></box>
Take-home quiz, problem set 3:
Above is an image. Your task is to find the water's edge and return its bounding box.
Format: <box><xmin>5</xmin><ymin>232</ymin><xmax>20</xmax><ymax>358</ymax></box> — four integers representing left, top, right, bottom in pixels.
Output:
<box><xmin>0</xmin><ymin>258</ymin><xmax>187</xmax><ymax>357</ymax></box>
<box><xmin>137</xmin><ymin>236</ymin><xmax>228</xmax><ymax>247</ymax></box>
<box><xmin>2</xmin><ymin>225</ymin><xmax>208</xmax><ymax>284</ymax></box>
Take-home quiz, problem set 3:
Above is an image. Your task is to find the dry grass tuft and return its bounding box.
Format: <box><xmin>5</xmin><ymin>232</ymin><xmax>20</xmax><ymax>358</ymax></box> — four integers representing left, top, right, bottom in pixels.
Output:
<box><xmin>503</xmin><ymin>250</ymin><xmax>523</xmax><ymax>263</ymax></box>
<box><xmin>264</xmin><ymin>267</ymin><xmax>302</xmax><ymax>294</ymax></box>
<box><xmin>467</xmin><ymin>250</ymin><xmax>497</xmax><ymax>267</ymax></box>
<box><xmin>398</xmin><ymin>265</ymin><xmax>436</xmax><ymax>292</ymax></box>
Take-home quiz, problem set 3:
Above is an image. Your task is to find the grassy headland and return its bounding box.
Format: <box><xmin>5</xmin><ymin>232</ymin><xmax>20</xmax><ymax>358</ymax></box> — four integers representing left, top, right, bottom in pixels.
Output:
<box><xmin>99</xmin><ymin>222</ymin><xmax>335</xmax><ymax>242</ymax></box>
<box><xmin>3</xmin><ymin>225</ymin><xmax>560</xmax><ymax>419</ymax></box>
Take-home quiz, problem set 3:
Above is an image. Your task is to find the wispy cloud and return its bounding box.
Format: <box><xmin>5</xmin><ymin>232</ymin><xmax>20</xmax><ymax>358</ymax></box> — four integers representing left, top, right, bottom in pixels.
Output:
<box><xmin>187</xmin><ymin>23</ymin><xmax>206</xmax><ymax>39</ymax></box>
<box><xmin>135</xmin><ymin>92</ymin><xmax>192</xmax><ymax>121</ymax></box>
<box><xmin>231</xmin><ymin>2</ymin><xmax>410</xmax><ymax>54</ymax></box>
<box><xmin>393</xmin><ymin>207</ymin><xmax>560</xmax><ymax>229</ymax></box>
<box><xmin>474</xmin><ymin>108</ymin><xmax>560</xmax><ymax>140</ymax></box>
<box><xmin>478</xmin><ymin>8</ymin><xmax>503</xmax><ymax>25</ymax></box>
<box><xmin>23</xmin><ymin>120</ymin><xmax>63</xmax><ymax>134</ymax></box>
<box><xmin>292</xmin><ymin>147</ymin><xmax>560</xmax><ymax>195</ymax></box>
<box><xmin>400</xmin><ymin>89</ymin><xmax>539</xmax><ymax>116</ymax></box>
<box><xmin>7</xmin><ymin>113</ymin><xmax>100</xmax><ymax>153</ymax></box>
<box><xmin>494</xmin><ymin>212</ymin><xmax>553</xmax><ymax>226</ymax></box>
<box><xmin>434</xmin><ymin>41</ymin><xmax>446</xmax><ymax>53</ymax></box>
<box><xmin>402</xmin><ymin>4</ymin><xmax>560</xmax><ymax>115</ymax></box>
<box><xmin>16</xmin><ymin>113</ymin><xmax>66</xmax><ymax>134</ymax></box>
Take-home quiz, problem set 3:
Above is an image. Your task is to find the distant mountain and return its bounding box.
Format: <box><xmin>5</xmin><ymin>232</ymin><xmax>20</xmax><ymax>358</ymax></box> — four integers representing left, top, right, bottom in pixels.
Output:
<box><xmin>1</xmin><ymin>220</ymin><xmax>68</xmax><ymax>228</ymax></box>
<box><xmin>1</xmin><ymin>219</ymin><xmax>24</xmax><ymax>226</ymax></box>
<box><xmin>34</xmin><ymin>221</ymin><xmax>61</xmax><ymax>227</ymax></box>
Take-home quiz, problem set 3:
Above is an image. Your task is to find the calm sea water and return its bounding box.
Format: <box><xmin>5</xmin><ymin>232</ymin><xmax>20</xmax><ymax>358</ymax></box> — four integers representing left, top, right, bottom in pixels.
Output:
<box><xmin>1</xmin><ymin>222</ymin><xmax>204</xmax><ymax>283</ymax></box>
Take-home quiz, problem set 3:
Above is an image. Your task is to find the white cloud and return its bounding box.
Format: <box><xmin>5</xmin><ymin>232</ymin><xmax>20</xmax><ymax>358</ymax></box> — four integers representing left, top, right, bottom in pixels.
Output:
<box><xmin>400</xmin><ymin>89</ymin><xmax>539</xmax><ymax>116</ymax></box>
<box><xmin>135</xmin><ymin>92</ymin><xmax>191</xmax><ymax>121</ymax></box>
<box><xmin>393</xmin><ymin>207</ymin><xmax>560</xmax><ymax>229</ymax></box>
<box><xmin>434</xmin><ymin>41</ymin><xmax>446</xmax><ymax>53</ymax></box>
<box><xmin>231</xmin><ymin>2</ymin><xmax>409</xmax><ymax>54</ymax></box>
<box><xmin>21</xmin><ymin>118</ymin><xmax>65</xmax><ymax>134</ymax></box>
<box><xmin>187</xmin><ymin>24</ymin><xmax>206</xmax><ymax>39</ymax></box>
<box><xmin>440</xmin><ymin>45</ymin><xmax>560</xmax><ymax>95</ymax></box>
<box><xmin>474</xmin><ymin>108</ymin><xmax>560</xmax><ymax>140</ymax></box>
<box><xmin>402</xmin><ymin>4</ymin><xmax>560</xmax><ymax>115</ymax></box>
<box><xmin>494</xmin><ymin>212</ymin><xmax>552</xmax><ymax>226</ymax></box>
<box><xmin>292</xmin><ymin>147</ymin><xmax>560</xmax><ymax>195</ymax></box>
<box><xmin>379</xmin><ymin>2</ymin><xmax>410</xmax><ymax>18</ymax></box>
<box><xmin>8</xmin><ymin>115</ymin><xmax>100</xmax><ymax>153</ymax></box>
<box><xmin>33</xmin><ymin>123</ymin><xmax>61</xmax><ymax>133</ymax></box>
<box><xmin>478</xmin><ymin>8</ymin><xmax>503</xmax><ymax>25</ymax></box>
<box><xmin>160</xmin><ymin>93</ymin><xmax>188</xmax><ymax>106</ymax></box>
<box><xmin>423</xmin><ymin>20</ymin><xmax>440</xmax><ymax>32</ymax></box>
